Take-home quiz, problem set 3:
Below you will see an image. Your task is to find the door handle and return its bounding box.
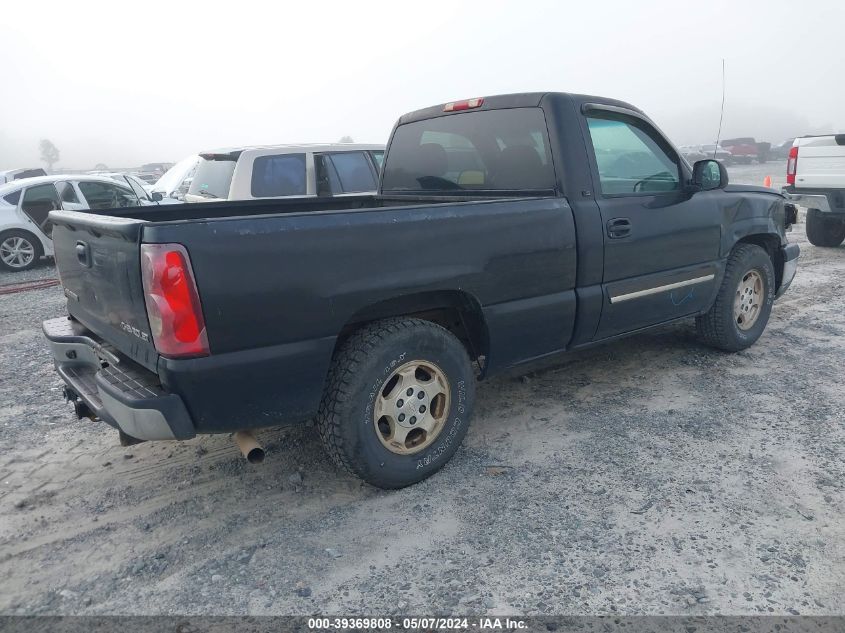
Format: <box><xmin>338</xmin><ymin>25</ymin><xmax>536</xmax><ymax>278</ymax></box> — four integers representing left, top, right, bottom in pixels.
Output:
<box><xmin>75</xmin><ymin>241</ymin><xmax>91</xmax><ymax>267</ymax></box>
<box><xmin>606</xmin><ymin>218</ymin><xmax>631</xmax><ymax>239</ymax></box>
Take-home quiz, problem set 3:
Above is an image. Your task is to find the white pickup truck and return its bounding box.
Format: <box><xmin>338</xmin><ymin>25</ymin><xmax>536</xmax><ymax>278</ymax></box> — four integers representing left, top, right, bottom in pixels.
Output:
<box><xmin>783</xmin><ymin>134</ymin><xmax>845</xmax><ymax>247</ymax></box>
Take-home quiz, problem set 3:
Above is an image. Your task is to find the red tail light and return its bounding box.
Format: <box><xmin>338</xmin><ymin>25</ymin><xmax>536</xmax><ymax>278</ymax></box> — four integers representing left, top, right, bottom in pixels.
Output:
<box><xmin>786</xmin><ymin>146</ymin><xmax>798</xmax><ymax>185</ymax></box>
<box><xmin>140</xmin><ymin>243</ymin><xmax>209</xmax><ymax>358</ymax></box>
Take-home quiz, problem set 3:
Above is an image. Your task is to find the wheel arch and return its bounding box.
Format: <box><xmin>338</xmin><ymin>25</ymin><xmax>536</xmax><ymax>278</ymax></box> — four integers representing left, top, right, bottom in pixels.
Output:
<box><xmin>0</xmin><ymin>227</ymin><xmax>45</xmax><ymax>249</ymax></box>
<box><xmin>734</xmin><ymin>233</ymin><xmax>783</xmax><ymax>289</ymax></box>
<box><xmin>0</xmin><ymin>227</ymin><xmax>46</xmax><ymax>266</ymax></box>
<box><xmin>334</xmin><ymin>290</ymin><xmax>489</xmax><ymax>372</ymax></box>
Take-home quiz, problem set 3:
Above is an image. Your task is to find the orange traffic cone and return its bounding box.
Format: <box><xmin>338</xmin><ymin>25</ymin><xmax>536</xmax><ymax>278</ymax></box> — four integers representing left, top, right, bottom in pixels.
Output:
<box><xmin>763</xmin><ymin>175</ymin><xmax>772</xmax><ymax>188</ymax></box>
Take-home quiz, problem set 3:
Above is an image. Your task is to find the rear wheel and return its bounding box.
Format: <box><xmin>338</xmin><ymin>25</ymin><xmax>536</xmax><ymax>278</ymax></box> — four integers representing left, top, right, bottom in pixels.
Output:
<box><xmin>806</xmin><ymin>209</ymin><xmax>845</xmax><ymax>247</ymax></box>
<box><xmin>0</xmin><ymin>230</ymin><xmax>42</xmax><ymax>272</ymax></box>
<box><xmin>317</xmin><ymin>317</ymin><xmax>475</xmax><ymax>489</ymax></box>
<box><xmin>696</xmin><ymin>244</ymin><xmax>775</xmax><ymax>351</ymax></box>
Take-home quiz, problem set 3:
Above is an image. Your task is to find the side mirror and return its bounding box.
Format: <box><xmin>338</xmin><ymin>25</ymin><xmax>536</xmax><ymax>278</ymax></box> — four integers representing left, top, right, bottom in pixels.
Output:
<box><xmin>691</xmin><ymin>159</ymin><xmax>728</xmax><ymax>191</ymax></box>
<box><xmin>150</xmin><ymin>191</ymin><xmax>164</xmax><ymax>202</ymax></box>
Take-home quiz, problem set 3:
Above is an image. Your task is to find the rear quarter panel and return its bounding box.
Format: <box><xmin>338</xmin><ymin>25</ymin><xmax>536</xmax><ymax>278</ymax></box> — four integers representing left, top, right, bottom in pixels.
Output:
<box><xmin>144</xmin><ymin>198</ymin><xmax>578</xmax><ymax>430</ymax></box>
<box><xmin>145</xmin><ymin>198</ymin><xmax>577</xmax><ymax>354</ymax></box>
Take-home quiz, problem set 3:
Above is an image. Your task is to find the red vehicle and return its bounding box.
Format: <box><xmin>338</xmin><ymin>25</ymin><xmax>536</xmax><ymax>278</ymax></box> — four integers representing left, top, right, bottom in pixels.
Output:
<box><xmin>720</xmin><ymin>138</ymin><xmax>759</xmax><ymax>164</ymax></box>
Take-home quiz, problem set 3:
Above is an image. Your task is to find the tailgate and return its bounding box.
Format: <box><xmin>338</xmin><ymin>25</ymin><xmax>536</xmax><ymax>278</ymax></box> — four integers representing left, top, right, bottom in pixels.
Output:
<box><xmin>50</xmin><ymin>210</ymin><xmax>159</xmax><ymax>372</ymax></box>
<box><xmin>796</xmin><ymin>138</ymin><xmax>845</xmax><ymax>189</ymax></box>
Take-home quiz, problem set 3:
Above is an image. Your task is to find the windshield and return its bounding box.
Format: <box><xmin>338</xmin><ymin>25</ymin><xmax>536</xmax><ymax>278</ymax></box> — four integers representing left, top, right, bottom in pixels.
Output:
<box><xmin>188</xmin><ymin>157</ymin><xmax>236</xmax><ymax>199</ymax></box>
<box><xmin>381</xmin><ymin>108</ymin><xmax>555</xmax><ymax>192</ymax></box>
<box><xmin>153</xmin><ymin>155</ymin><xmax>200</xmax><ymax>195</ymax></box>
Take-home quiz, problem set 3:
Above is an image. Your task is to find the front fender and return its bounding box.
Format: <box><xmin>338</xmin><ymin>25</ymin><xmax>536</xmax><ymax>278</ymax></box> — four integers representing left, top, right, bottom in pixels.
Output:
<box><xmin>720</xmin><ymin>193</ymin><xmax>787</xmax><ymax>257</ymax></box>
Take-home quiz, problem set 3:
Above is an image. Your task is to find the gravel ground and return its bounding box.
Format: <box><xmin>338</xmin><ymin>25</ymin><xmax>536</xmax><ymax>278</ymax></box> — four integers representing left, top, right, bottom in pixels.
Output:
<box><xmin>1</xmin><ymin>174</ymin><xmax>843</xmax><ymax>616</ymax></box>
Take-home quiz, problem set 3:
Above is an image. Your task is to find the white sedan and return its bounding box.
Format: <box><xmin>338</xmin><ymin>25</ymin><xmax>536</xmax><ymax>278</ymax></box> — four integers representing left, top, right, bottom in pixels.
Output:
<box><xmin>0</xmin><ymin>174</ymin><xmax>166</xmax><ymax>272</ymax></box>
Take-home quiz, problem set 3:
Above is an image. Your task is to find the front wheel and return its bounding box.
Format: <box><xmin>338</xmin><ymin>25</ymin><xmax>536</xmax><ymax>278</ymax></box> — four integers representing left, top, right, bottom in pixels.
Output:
<box><xmin>317</xmin><ymin>317</ymin><xmax>475</xmax><ymax>489</ymax></box>
<box><xmin>0</xmin><ymin>231</ymin><xmax>42</xmax><ymax>272</ymax></box>
<box><xmin>806</xmin><ymin>209</ymin><xmax>845</xmax><ymax>247</ymax></box>
<box><xmin>696</xmin><ymin>244</ymin><xmax>775</xmax><ymax>352</ymax></box>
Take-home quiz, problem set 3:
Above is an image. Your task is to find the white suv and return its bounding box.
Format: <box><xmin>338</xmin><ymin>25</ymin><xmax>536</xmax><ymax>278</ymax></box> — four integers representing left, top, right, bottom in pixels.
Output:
<box><xmin>184</xmin><ymin>144</ymin><xmax>384</xmax><ymax>203</ymax></box>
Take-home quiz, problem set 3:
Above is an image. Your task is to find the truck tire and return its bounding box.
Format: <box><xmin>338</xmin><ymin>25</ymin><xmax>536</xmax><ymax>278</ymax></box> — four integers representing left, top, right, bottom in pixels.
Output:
<box><xmin>0</xmin><ymin>230</ymin><xmax>42</xmax><ymax>272</ymax></box>
<box><xmin>317</xmin><ymin>317</ymin><xmax>475</xmax><ymax>489</ymax></box>
<box><xmin>696</xmin><ymin>244</ymin><xmax>775</xmax><ymax>352</ymax></box>
<box><xmin>806</xmin><ymin>209</ymin><xmax>845</xmax><ymax>247</ymax></box>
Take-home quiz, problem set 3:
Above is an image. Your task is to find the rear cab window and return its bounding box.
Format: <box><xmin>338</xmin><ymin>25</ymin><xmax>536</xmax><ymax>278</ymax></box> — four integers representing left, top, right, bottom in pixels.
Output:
<box><xmin>381</xmin><ymin>108</ymin><xmax>555</xmax><ymax>193</ymax></box>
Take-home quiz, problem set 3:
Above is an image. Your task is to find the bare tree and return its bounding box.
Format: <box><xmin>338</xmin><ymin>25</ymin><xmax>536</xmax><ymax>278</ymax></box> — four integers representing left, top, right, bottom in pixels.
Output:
<box><xmin>338</xmin><ymin>135</ymin><xmax>354</xmax><ymax>143</ymax></box>
<box><xmin>39</xmin><ymin>139</ymin><xmax>60</xmax><ymax>173</ymax></box>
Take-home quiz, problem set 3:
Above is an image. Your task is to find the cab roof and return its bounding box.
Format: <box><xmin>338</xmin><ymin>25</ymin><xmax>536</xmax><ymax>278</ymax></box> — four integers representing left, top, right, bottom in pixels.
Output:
<box><xmin>198</xmin><ymin>143</ymin><xmax>385</xmax><ymax>160</ymax></box>
<box><xmin>396</xmin><ymin>92</ymin><xmax>645</xmax><ymax>125</ymax></box>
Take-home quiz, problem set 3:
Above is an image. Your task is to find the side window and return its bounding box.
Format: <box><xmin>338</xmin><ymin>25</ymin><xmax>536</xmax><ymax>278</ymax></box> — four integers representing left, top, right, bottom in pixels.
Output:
<box><xmin>326</xmin><ymin>152</ymin><xmax>377</xmax><ymax>193</ymax></box>
<box><xmin>21</xmin><ymin>184</ymin><xmax>61</xmax><ymax>228</ymax></box>
<box><xmin>3</xmin><ymin>190</ymin><xmax>22</xmax><ymax>206</ymax></box>
<box><xmin>78</xmin><ymin>181</ymin><xmax>140</xmax><ymax>209</ymax></box>
<box><xmin>251</xmin><ymin>154</ymin><xmax>306</xmax><ymax>198</ymax></box>
<box><xmin>56</xmin><ymin>181</ymin><xmax>80</xmax><ymax>204</ymax></box>
<box><xmin>370</xmin><ymin>150</ymin><xmax>384</xmax><ymax>172</ymax></box>
<box><xmin>586</xmin><ymin>115</ymin><xmax>680</xmax><ymax>195</ymax></box>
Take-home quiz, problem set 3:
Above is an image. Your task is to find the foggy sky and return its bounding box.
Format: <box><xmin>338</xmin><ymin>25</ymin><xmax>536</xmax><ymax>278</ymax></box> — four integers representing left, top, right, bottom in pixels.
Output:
<box><xmin>2</xmin><ymin>0</ymin><xmax>842</xmax><ymax>170</ymax></box>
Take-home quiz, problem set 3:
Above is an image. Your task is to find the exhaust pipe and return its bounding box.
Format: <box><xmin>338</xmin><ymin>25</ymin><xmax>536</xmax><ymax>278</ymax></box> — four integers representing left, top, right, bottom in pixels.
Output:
<box><xmin>233</xmin><ymin>431</ymin><xmax>265</xmax><ymax>464</ymax></box>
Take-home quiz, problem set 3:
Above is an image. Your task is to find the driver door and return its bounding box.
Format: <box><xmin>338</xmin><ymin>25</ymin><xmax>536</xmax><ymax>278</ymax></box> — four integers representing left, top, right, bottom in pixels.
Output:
<box><xmin>584</xmin><ymin>109</ymin><xmax>722</xmax><ymax>340</ymax></box>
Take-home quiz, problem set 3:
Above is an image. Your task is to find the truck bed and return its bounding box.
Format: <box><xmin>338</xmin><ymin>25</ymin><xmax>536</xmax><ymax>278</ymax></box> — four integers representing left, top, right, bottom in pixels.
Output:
<box><xmin>49</xmin><ymin>194</ymin><xmax>578</xmax><ymax>432</ymax></box>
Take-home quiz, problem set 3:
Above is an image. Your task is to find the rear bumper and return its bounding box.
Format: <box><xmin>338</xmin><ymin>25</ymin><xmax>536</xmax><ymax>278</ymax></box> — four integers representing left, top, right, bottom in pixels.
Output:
<box><xmin>776</xmin><ymin>243</ymin><xmax>800</xmax><ymax>299</ymax></box>
<box><xmin>42</xmin><ymin>317</ymin><xmax>195</xmax><ymax>440</ymax></box>
<box><xmin>782</xmin><ymin>186</ymin><xmax>845</xmax><ymax>214</ymax></box>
